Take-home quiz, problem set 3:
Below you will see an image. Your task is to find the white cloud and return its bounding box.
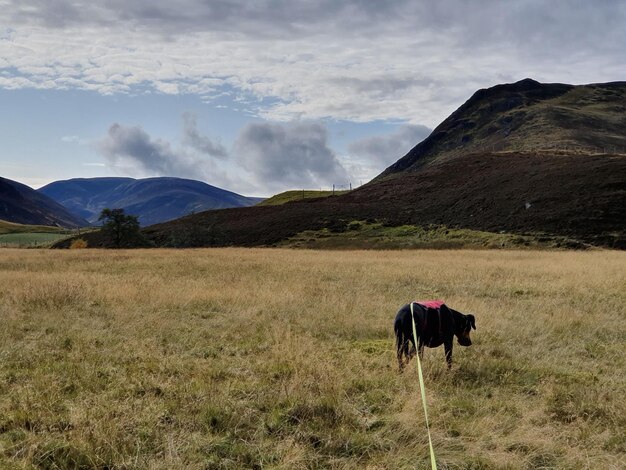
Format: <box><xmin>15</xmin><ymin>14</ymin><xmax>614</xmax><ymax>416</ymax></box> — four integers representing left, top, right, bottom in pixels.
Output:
<box><xmin>0</xmin><ymin>1</ymin><xmax>624</xmax><ymax>126</ymax></box>
<box><xmin>61</xmin><ymin>135</ymin><xmax>88</xmax><ymax>145</ymax></box>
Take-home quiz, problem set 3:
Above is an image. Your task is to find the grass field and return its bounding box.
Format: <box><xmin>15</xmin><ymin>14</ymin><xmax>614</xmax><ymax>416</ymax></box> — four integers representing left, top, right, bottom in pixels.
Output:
<box><xmin>0</xmin><ymin>220</ymin><xmax>77</xmax><ymax>247</ymax></box>
<box><xmin>0</xmin><ymin>221</ymin><xmax>66</xmax><ymax>235</ymax></box>
<box><xmin>0</xmin><ymin>232</ymin><xmax>75</xmax><ymax>247</ymax></box>
<box><xmin>0</xmin><ymin>248</ymin><xmax>624</xmax><ymax>469</ymax></box>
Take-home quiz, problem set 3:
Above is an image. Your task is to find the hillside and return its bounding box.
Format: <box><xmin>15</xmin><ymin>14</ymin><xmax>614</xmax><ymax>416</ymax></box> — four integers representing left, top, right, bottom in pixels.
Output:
<box><xmin>133</xmin><ymin>151</ymin><xmax>624</xmax><ymax>249</ymax></box>
<box><xmin>37</xmin><ymin>177</ymin><xmax>134</xmax><ymax>220</ymax></box>
<box><xmin>56</xmin><ymin>79</ymin><xmax>626</xmax><ymax>249</ymax></box>
<box><xmin>0</xmin><ymin>219</ymin><xmax>73</xmax><ymax>247</ymax></box>
<box><xmin>0</xmin><ymin>177</ymin><xmax>89</xmax><ymax>228</ymax></box>
<box><xmin>40</xmin><ymin>177</ymin><xmax>260</xmax><ymax>226</ymax></box>
<box><xmin>378</xmin><ymin>78</ymin><xmax>626</xmax><ymax>178</ymax></box>
<box><xmin>0</xmin><ymin>219</ymin><xmax>67</xmax><ymax>234</ymax></box>
<box><xmin>257</xmin><ymin>190</ymin><xmax>348</xmax><ymax>206</ymax></box>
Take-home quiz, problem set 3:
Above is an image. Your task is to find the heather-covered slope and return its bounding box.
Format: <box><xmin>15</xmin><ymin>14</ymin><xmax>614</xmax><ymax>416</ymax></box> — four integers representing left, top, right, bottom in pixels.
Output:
<box><xmin>378</xmin><ymin>79</ymin><xmax>626</xmax><ymax>178</ymax></box>
<box><xmin>135</xmin><ymin>151</ymin><xmax>624</xmax><ymax>249</ymax></box>
<box><xmin>0</xmin><ymin>177</ymin><xmax>89</xmax><ymax>228</ymax></box>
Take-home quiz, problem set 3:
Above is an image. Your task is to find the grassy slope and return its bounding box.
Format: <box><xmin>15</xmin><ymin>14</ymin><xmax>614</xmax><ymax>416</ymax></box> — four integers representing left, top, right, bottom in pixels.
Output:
<box><xmin>279</xmin><ymin>221</ymin><xmax>587</xmax><ymax>250</ymax></box>
<box><xmin>1</xmin><ymin>249</ymin><xmax>624</xmax><ymax>469</ymax></box>
<box><xmin>0</xmin><ymin>220</ymin><xmax>76</xmax><ymax>247</ymax></box>
<box><xmin>256</xmin><ymin>190</ymin><xmax>349</xmax><ymax>206</ymax></box>
<box><xmin>0</xmin><ymin>220</ymin><xmax>67</xmax><ymax>234</ymax></box>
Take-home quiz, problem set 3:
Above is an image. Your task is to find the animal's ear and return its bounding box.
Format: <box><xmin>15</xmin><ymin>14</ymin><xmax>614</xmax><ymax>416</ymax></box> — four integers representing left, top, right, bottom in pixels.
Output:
<box><xmin>468</xmin><ymin>314</ymin><xmax>476</xmax><ymax>330</ymax></box>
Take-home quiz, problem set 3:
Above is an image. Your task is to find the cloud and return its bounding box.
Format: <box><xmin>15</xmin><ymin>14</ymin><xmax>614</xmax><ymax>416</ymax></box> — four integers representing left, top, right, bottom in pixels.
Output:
<box><xmin>95</xmin><ymin>117</ymin><xmax>349</xmax><ymax>194</ymax></box>
<box><xmin>234</xmin><ymin>121</ymin><xmax>349</xmax><ymax>191</ymax></box>
<box><xmin>1</xmin><ymin>2</ymin><xmax>625</xmax><ymax>125</ymax></box>
<box><xmin>97</xmin><ymin>123</ymin><xmax>216</xmax><ymax>180</ymax></box>
<box><xmin>61</xmin><ymin>135</ymin><xmax>81</xmax><ymax>143</ymax></box>
<box><xmin>348</xmin><ymin>125</ymin><xmax>431</xmax><ymax>166</ymax></box>
<box><xmin>181</xmin><ymin>112</ymin><xmax>228</xmax><ymax>159</ymax></box>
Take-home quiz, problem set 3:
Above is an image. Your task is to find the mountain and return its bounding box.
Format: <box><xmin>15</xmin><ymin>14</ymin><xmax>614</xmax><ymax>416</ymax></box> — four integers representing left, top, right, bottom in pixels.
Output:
<box><xmin>0</xmin><ymin>177</ymin><xmax>89</xmax><ymax>228</ymax></box>
<box><xmin>39</xmin><ymin>177</ymin><xmax>261</xmax><ymax>226</ymax></box>
<box><xmin>133</xmin><ymin>151</ymin><xmax>622</xmax><ymax>248</ymax></box>
<box><xmin>56</xmin><ymin>79</ymin><xmax>626</xmax><ymax>249</ymax></box>
<box><xmin>379</xmin><ymin>78</ymin><xmax>626</xmax><ymax>178</ymax></box>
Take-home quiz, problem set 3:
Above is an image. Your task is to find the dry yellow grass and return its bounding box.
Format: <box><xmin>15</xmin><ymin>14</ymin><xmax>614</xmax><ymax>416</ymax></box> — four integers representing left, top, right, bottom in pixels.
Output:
<box><xmin>0</xmin><ymin>248</ymin><xmax>624</xmax><ymax>469</ymax></box>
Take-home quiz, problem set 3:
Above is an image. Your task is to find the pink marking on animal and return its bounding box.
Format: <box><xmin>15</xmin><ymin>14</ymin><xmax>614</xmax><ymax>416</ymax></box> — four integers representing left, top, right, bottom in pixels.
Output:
<box><xmin>415</xmin><ymin>300</ymin><xmax>445</xmax><ymax>309</ymax></box>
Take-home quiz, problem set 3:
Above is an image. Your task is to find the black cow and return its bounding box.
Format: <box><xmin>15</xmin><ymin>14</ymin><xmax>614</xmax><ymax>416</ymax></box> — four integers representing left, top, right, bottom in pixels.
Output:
<box><xmin>394</xmin><ymin>300</ymin><xmax>476</xmax><ymax>371</ymax></box>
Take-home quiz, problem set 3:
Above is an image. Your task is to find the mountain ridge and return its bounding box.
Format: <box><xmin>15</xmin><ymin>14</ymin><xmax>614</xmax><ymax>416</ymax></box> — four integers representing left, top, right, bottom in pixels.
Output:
<box><xmin>378</xmin><ymin>78</ymin><xmax>626</xmax><ymax>178</ymax></box>
<box><xmin>40</xmin><ymin>177</ymin><xmax>261</xmax><ymax>226</ymax></box>
<box><xmin>0</xmin><ymin>177</ymin><xmax>89</xmax><ymax>228</ymax></box>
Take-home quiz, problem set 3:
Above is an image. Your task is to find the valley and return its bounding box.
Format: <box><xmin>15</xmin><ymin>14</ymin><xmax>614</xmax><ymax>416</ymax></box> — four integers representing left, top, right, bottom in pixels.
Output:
<box><xmin>1</xmin><ymin>248</ymin><xmax>624</xmax><ymax>468</ymax></box>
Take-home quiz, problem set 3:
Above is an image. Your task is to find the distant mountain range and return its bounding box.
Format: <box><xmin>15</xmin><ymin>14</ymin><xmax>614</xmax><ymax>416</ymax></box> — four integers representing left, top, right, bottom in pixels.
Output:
<box><xmin>39</xmin><ymin>177</ymin><xmax>263</xmax><ymax>226</ymax></box>
<box><xmin>0</xmin><ymin>177</ymin><xmax>89</xmax><ymax>228</ymax></box>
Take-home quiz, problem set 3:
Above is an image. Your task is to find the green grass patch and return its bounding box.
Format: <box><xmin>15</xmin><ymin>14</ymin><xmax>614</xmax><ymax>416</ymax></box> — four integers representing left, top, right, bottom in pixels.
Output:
<box><xmin>0</xmin><ymin>232</ymin><xmax>74</xmax><ymax>247</ymax></box>
<box><xmin>280</xmin><ymin>221</ymin><xmax>575</xmax><ymax>249</ymax></box>
<box><xmin>256</xmin><ymin>189</ymin><xmax>349</xmax><ymax>206</ymax></box>
<box><xmin>0</xmin><ymin>220</ymin><xmax>94</xmax><ymax>247</ymax></box>
<box><xmin>0</xmin><ymin>220</ymin><xmax>68</xmax><ymax>235</ymax></box>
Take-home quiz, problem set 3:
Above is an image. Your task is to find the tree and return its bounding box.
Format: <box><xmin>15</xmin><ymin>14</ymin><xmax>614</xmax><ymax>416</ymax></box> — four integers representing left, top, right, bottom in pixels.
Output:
<box><xmin>98</xmin><ymin>208</ymin><xmax>144</xmax><ymax>248</ymax></box>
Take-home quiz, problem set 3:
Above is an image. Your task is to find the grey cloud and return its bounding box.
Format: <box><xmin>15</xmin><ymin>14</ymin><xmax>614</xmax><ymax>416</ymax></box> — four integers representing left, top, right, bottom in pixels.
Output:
<box><xmin>97</xmin><ymin>123</ymin><xmax>214</xmax><ymax>179</ymax></box>
<box><xmin>3</xmin><ymin>1</ymin><xmax>626</xmax><ymax>125</ymax></box>
<box><xmin>330</xmin><ymin>77</ymin><xmax>432</xmax><ymax>97</ymax></box>
<box><xmin>348</xmin><ymin>125</ymin><xmax>431</xmax><ymax>166</ymax></box>
<box><xmin>96</xmin><ymin>119</ymin><xmax>348</xmax><ymax>194</ymax></box>
<box><xmin>234</xmin><ymin>122</ymin><xmax>349</xmax><ymax>190</ymax></box>
<box><xmin>182</xmin><ymin>112</ymin><xmax>228</xmax><ymax>159</ymax></box>
<box><xmin>3</xmin><ymin>0</ymin><xmax>404</xmax><ymax>36</ymax></box>
<box><xmin>6</xmin><ymin>1</ymin><xmax>625</xmax><ymax>50</ymax></box>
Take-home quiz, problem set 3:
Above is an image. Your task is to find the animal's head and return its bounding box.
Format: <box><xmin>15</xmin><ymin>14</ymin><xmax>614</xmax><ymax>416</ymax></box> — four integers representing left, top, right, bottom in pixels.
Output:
<box><xmin>456</xmin><ymin>314</ymin><xmax>476</xmax><ymax>346</ymax></box>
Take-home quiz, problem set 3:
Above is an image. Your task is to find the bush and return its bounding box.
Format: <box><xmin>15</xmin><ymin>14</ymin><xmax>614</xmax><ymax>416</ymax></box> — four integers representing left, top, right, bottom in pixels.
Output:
<box><xmin>69</xmin><ymin>238</ymin><xmax>88</xmax><ymax>249</ymax></box>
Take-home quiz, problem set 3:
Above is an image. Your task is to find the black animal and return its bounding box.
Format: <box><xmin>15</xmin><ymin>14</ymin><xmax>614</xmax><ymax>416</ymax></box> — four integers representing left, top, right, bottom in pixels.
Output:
<box><xmin>394</xmin><ymin>300</ymin><xmax>476</xmax><ymax>371</ymax></box>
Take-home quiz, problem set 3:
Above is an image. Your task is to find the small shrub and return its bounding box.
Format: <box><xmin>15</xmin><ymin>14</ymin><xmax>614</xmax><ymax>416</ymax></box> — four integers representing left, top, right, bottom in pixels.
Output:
<box><xmin>69</xmin><ymin>238</ymin><xmax>88</xmax><ymax>249</ymax></box>
<box><xmin>326</xmin><ymin>219</ymin><xmax>348</xmax><ymax>233</ymax></box>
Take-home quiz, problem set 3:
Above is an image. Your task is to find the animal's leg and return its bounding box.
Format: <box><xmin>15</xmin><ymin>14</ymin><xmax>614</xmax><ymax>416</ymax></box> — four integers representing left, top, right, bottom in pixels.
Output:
<box><xmin>397</xmin><ymin>343</ymin><xmax>406</xmax><ymax>372</ymax></box>
<box><xmin>407</xmin><ymin>339</ymin><xmax>416</xmax><ymax>361</ymax></box>
<box><xmin>418</xmin><ymin>338</ymin><xmax>424</xmax><ymax>361</ymax></box>
<box><xmin>444</xmin><ymin>340</ymin><xmax>453</xmax><ymax>369</ymax></box>
<box><xmin>396</xmin><ymin>332</ymin><xmax>405</xmax><ymax>372</ymax></box>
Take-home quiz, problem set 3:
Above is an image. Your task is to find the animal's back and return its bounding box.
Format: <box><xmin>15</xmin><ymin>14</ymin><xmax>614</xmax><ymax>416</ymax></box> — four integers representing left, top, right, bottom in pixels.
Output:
<box><xmin>394</xmin><ymin>303</ymin><xmax>410</xmax><ymax>332</ymax></box>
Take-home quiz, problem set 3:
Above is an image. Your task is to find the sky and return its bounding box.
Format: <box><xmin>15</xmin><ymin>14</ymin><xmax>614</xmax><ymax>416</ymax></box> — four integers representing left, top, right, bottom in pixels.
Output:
<box><xmin>1</xmin><ymin>1</ymin><xmax>625</xmax><ymax>196</ymax></box>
